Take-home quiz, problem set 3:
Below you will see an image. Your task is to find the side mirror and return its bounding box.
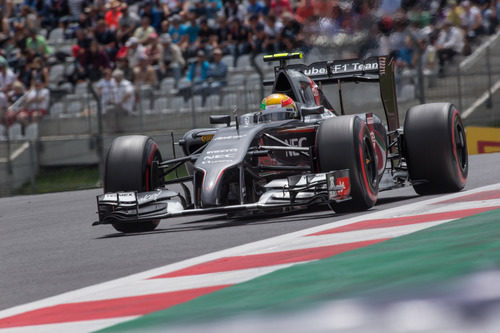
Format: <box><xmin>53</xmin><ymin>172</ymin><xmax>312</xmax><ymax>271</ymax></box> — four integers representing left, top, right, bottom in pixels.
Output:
<box><xmin>209</xmin><ymin>115</ymin><xmax>231</xmax><ymax>127</ymax></box>
<box><xmin>301</xmin><ymin>105</ymin><xmax>324</xmax><ymax>117</ymax></box>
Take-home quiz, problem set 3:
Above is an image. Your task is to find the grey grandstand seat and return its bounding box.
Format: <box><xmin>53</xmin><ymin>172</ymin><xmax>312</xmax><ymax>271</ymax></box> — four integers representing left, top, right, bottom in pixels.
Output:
<box><xmin>48</xmin><ymin>28</ymin><xmax>64</xmax><ymax>43</ymax></box>
<box><xmin>59</xmin><ymin>82</ymin><xmax>73</xmax><ymax>93</ymax></box>
<box><xmin>59</xmin><ymin>43</ymin><xmax>73</xmax><ymax>55</ymax></box>
<box><xmin>221</xmin><ymin>93</ymin><xmax>238</xmax><ymax>109</ymax></box>
<box><xmin>49</xmin><ymin>102</ymin><xmax>64</xmax><ymax>117</ymax></box>
<box><xmin>25</xmin><ymin>123</ymin><xmax>39</xmax><ymax>140</ymax></box>
<box><xmin>153</xmin><ymin>97</ymin><xmax>169</xmax><ymax>113</ymax></box>
<box><xmin>74</xmin><ymin>82</ymin><xmax>88</xmax><ymax>95</ymax></box>
<box><xmin>65</xmin><ymin>93</ymin><xmax>80</xmax><ymax>101</ymax></box>
<box><xmin>221</xmin><ymin>54</ymin><xmax>234</xmax><ymax>69</ymax></box>
<box><xmin>128</xmin><ymin>3</ymin><xmax>139</xmax><ymax>13</ymax></box>
<box><xmin>204</xmin><ymin>94</ymin><xmax>220</xmax><ymax>109</ymax></box>
<box><xmin>8</xmin><ymin>123</ymin><xmax>23</xmax><ymax>140</ymax></box>
<box><xmin>228</xmin><ymin>73</ymin><xmax>246</xmax><ymax>85</ymax></box>
<box><xmin>170</xmin><ymin>96</ymin><xmax>189</xmax><ymax>111</ymax></box>
<box><xmin>244</xmin><ymin>89</ymin><xmax>259</xmax><ymax>106</ymax></box>
<box><xmin>399</xmin><ymin>84</ymin><xmax>415</xmax><ymax>102</ymax></box>
<box><xmin>304</xmin><ymin>50</ymin><xmax>325</xmax><ymax>64</ymax></box>
<box><xmin>49</xmin><ymin>64</ymin><xmax>65</xmax><ymax>83</ymax></box>
<box><xmin>136</xmin><ymin>96</ymin><xmax>152</xmax><ymax>113</ymax></box>
<box><xmin>247</xmin><ymin>72</ymin><xmax>261</xmax><ymax>84</ymax></box>
<box><xmin>65</xmin><ymin>100</ymin><xmax>83</xmax><ymax>116</ymax></box>
<box><xmin>88</xmin><ymin>100</ymin><xmax>98</xmax><ymax>113</ymax></box>
<box><xmin>236</xmin><ymin>54</ymin><xmax>252</xmax><ymax>69</ymax></box>
<box><xmin>254</xmin><ymin>53</ymin><xmax>273</xmax><ymax>71</ymax></box>
<box><xmin>192</xmin><ymin>95</ymin><xmax>203</xmax><ymax>109</ymax></box>
<box><xmin>39</xmin><ymin>28</ymin><xmax>48</xmax><ymax>38</ymax></box>
<box><xmin>0</xmin><ymin>124</ymin><xmax>6</xmax><ymax>140</ymax></box>
<box><xmin>160</xmin><ymin>77</ymin><xmax>175</xmax><ymax>92</ymax></box>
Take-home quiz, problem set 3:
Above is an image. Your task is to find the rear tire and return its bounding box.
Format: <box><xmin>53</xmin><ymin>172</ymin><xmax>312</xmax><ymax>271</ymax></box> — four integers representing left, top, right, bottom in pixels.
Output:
<box><xmin>317</xmin><ymin>115</ymin><xmax>378</xmax><ymax>212</ymax></box>
<box><xmin>404</xmin><ymin>103</ymin><xmax>468</xmax><ymax>195</ymax></box>
<box><xmin>104</xmin><ymin>135</ymin><xmax>162</xmax><ymax>233</ymax></box>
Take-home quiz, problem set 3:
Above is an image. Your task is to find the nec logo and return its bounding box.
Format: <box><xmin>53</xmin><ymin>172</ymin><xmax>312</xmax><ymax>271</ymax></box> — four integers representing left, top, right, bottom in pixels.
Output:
<box><xmin>284</xmin><ymin>137</ymin><xmax>307</xmax><ymax>157</ymax></box>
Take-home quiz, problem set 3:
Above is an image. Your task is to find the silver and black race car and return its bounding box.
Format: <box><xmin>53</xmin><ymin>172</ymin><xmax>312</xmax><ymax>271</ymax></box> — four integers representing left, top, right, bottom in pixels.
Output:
<box><xmin>93</xmin><ymin>53</ymin><xmax>468</xmax><ymax>233</ymax></box>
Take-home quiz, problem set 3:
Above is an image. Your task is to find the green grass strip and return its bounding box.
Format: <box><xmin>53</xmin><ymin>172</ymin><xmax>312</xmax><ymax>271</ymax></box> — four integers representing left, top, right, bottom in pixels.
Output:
<box><xmin>99</xmin><ymin>209</ymin><xmax>500</xmax><ymax>332</ymax></box>
<box><xmin>16</xmin><ymin>166</ymin><xmax>100</xmax><ymax>195</ymax></box>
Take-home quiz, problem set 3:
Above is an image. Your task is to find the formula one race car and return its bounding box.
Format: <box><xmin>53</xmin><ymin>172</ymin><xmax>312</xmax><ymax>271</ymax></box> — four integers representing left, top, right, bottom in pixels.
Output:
<box><xmin>93</xmin><ymin>53</ymin><xmax>468</xmax><ymax>233</ymax></box>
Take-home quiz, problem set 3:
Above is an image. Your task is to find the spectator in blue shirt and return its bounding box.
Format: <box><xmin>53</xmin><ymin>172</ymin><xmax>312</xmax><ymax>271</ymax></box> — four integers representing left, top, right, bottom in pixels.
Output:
<box><xmin>206</xmin><ymin>48</ymin><xmax>227</xmax><ymax>98</ymax></box>
<box><xmin>184</xmin><ymin>13</ymin><xmax>200</xmax><ymax>44</ymax></box>
<box><xmin>187</xmin><ymin>50</ymin><xmax>209</xmax><ymax>83</ymax></box>
<box><xmin>139</xmin><ymin>0</ymin><xmax>163</xmax><ymax>31</ymax></box>
<box><xmin>168</xmin><ymin>14</ymin><xmax>187</xmax><ymax>44</ymax></box>
<box><xmin>206</xmin><ymin>0</ymin><xmax>222</xmax><ymax>18</ymax></box>
<box><xmin>179</xmin><ymin>50</ymin><xmax>210</xmax><ymax>101</ymax></box>
<box><xmin>247</xmin><ymin>0</ymin><xmax>265</xmax><ymax>17</ymax></box>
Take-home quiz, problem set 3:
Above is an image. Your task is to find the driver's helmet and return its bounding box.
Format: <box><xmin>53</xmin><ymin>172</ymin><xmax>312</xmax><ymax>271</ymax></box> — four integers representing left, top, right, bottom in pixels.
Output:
<box><xmin>259</xmin><ymin>93</ymin><xmax>298</xmax><ymax>121</ymax></box>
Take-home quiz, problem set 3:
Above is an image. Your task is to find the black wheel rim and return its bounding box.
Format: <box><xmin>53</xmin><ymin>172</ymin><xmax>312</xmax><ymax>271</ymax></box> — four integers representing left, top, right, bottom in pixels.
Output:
<box><xmin>363</xmin><ymin>137</ymin><xmax>377</xmax><ymax>188</ymax></box>
<box><xmin>150</xmin><ymin>151</ymin><xmax>163</xmax><ymax>189</ymax></box>
<box><xmin>454</xmin><ymin>121</ymin><xmax>467</xmax><ymax>171</ymax></box>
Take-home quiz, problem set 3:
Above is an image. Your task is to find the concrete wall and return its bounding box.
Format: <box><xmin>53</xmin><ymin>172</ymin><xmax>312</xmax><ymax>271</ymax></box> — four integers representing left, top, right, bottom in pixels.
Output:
<box><xmin>0</xmin><ymin>141</ymin><xmax>37</xmax><ymax>196</ymax></box>
<box><xmin>38</xmin><ymin>109</ymin><xmax>224</xmax><ymax>137</ymax></box>
<box><xmin>37</xmin><ymin>132</ymin><xmax>190</xmax><ymax>167</ymax></box>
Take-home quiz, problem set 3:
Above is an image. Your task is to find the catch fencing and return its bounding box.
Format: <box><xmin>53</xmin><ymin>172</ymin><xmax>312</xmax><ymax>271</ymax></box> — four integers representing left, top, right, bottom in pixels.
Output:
<box><xmin>1</xmin><ymin>36</ymin><xmax>500</xmax><ymax>196</ymax></box>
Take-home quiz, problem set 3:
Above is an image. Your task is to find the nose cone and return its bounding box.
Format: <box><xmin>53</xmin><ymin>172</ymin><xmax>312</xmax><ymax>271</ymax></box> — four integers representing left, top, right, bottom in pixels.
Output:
<box><xmin>195</xmin><ymin>128</ymin><xmax>248</xmax><ymax>207</ymax></box>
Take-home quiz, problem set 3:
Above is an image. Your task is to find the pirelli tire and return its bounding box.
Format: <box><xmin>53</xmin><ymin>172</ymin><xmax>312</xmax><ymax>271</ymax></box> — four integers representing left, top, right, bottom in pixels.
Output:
<box><xmin>317</xmin><ymin>115</ymin><xmax>379</xmax><ymax>212</ymax></box>
<box><xmin>104</xmin><ymin>135</ymin><xmax>163</xmax><ymax>233</ymax></box>
<box><xmin>404</xmin><ymin>103</ymin><xmax>468</xmax><ymax>195</ymax></box>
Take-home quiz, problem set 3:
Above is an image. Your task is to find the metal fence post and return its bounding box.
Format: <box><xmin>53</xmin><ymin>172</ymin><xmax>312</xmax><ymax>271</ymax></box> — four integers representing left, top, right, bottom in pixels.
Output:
<box><xmin>414</xmin><ymin>32</ymin><xmax>425</xmax><ymax>104</ymax></box>
<box><xmin>86</xmin><ymin>85</ymin><xmax>92</xmax><ymax>134</ymax></box>
<box><xmin>138</xmin><ymin>88</ymin><xmax>145</xmax><ymax>132</ymax></box>
<box><xmin>250</xmin><ymin>54</ymin><xmax>265</xmax><ymax>101</ymax></box>
<box><xmin>6</xmin><ymin>128</ymin><xmax>12</xmax><ymax>176</ymax></box>
<box><xmin>28</xmin><ymin>140</ymin><xmax>36</xmax><ymax>194</ymax></box>
<box><xmin>190</xmin><ymin>82</ymin><xmax>196</xmax><ymax>128</ymax></box>
<box><xmin>486</xmin><ymin>45</ymin><xmax>493</xmax><ymax>108</ymax></box>
<box><xmin>88</xmin><ymin>82</ymin><xmax>104</xmax><ymax>184</ymax></box>
<box><xmin>243</xmin><ymin>78</ymin><xmax>248</xmax><ymax>113</ymax></box>
<box><xmin>456</xmin><ymin>62</ymin><xmax>463</xmax><ymax>112</ymax></box>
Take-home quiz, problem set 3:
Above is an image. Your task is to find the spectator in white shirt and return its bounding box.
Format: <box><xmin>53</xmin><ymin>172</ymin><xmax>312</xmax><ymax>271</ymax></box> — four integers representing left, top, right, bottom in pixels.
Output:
<box><xmin>125</xmin><ymin>36</ymin><xmax>146</xmax><ymax>68</ymax></box>
<box><xmin>17</xmin><ymin>79</ymin><xmax>49</xmax><ymax>127</ymax></box>
<box><xmin>96</xmin><ymin>68</ymin><xmax>116</xmax><ymax>113</ymax></box>
<box><xmin>104</xmin><ymin>69</ymin><xmax>135</xmax><ymax>133</ymax></box>
<box><xmin>0</xmin><ymin>60</ymin><xmax>16</xmax><ymax>93</ymax></box>
<box><xmin>111</xmin><ymin>69</ymin><xmax>135</xmax><ymax>113</ymax></box>
<box><xmin>436</xmin><ymin>20</ymin><xmax>464</xmax><ymax>76</ymax></box>
<box><xmin>460</xmin><ymin>0</ymin><xmax>483</xmax><ymax>40</ymax></box>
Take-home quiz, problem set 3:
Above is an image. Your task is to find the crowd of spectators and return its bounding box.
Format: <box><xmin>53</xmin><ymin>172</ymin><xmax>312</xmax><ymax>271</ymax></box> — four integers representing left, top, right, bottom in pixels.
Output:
<box><xmin>0</xmin><ymin>0</ymin><xmax>499</xmax><ymax>136</ymax></box>
<box><xmin>378</xmin><ymin>0</ymin><xmax>499</xmax><ymax>78</ymax></box>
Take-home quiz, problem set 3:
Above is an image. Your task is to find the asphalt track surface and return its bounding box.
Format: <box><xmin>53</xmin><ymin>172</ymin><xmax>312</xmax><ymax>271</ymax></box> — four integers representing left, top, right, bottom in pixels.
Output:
<box><xmin>1</xmin><ymin>153</ymin><xmax>499</xmax><ymax>311</ymax></box>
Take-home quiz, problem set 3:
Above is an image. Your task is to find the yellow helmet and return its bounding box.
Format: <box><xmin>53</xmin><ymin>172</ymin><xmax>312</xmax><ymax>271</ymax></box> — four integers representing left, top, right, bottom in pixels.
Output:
<box><xmin>259</xmin><ymin>93</ymin><xmax>298</xmax><ymax>121</ymax></box>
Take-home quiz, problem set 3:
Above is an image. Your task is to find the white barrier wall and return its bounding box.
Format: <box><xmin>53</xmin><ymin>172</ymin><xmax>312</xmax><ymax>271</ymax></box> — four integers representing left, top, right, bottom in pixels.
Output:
<box><xmin>0</xmin><ymin>142</ymin><xmax>38</xmax><ymax>196</ymax></box>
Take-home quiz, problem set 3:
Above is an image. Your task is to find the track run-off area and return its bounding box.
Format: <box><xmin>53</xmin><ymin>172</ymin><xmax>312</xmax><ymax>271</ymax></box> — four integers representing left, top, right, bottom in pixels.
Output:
<box><xmin>0</xmin><ymin>153</ymin><xmax>500</xmax><ymax>332</ymax></box>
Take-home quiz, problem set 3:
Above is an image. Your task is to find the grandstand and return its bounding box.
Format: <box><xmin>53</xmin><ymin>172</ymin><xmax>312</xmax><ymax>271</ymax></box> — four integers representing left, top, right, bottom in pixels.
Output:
<box><xmin>1</xmin><ymin>0</ymin><xmax>499</xmax><ymax>195</ymax></box>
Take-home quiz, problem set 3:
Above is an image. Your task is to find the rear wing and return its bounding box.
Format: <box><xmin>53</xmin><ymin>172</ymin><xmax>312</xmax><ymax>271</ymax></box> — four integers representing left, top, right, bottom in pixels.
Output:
<box><xmin>286</xmin><ymin>57</ymin><xmax>380</xmax><ymax>83</ymax></box>
<box><xmin>263</xmin><ymin>55</ymin><xmax>400</xmax><ymax>132</ymax></box>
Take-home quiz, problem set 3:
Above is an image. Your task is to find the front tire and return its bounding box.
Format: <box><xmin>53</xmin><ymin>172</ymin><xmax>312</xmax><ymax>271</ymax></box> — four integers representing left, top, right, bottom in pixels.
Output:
<box><xmin>317</xmin><ymin>115</ymin><xmax>379</xmax><ymax>212</ymax></box>
<box><xmin>104</xmin><ymin>135</ymin><xmax>162</xmax><ymax>233</ymax></box>
<box><xmin>404</xmin><ymin>103</ymin><xmax>468</xmax><ymax>195</ymax></box>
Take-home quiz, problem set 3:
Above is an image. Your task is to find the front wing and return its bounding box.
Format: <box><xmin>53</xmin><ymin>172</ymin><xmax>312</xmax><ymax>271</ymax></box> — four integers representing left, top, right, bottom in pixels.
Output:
<box><xmin>93</xmin><ymin>170</ymin><xmax>350</xmax><ymax>226</ymax></box>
